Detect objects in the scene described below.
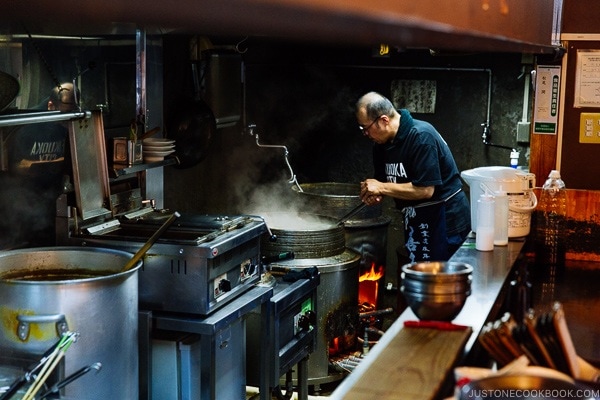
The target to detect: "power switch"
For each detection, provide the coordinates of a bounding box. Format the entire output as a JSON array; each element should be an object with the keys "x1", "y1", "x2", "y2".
[{"x1": 579, "y1": 113, "x2": 600, "y2": 144}]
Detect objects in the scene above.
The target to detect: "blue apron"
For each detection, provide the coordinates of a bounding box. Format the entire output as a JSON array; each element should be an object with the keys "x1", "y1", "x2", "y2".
[{"x1": 402, "y1": 189, "x2": 461, "y2": 263}]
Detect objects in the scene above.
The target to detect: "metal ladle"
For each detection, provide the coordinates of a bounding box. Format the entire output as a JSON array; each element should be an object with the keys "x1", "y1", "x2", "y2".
[{"x1": 336, "y1": 202, "x2": 367, "y2": 226}]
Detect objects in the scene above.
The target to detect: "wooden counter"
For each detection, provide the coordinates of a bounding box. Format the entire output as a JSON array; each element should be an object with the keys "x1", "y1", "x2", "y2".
[{"x1": 330, "y1": 236, "x2": 524, "y2": 400}]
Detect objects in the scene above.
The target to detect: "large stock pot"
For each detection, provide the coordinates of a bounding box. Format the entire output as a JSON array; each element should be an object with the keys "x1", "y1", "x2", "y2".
[
  {"x1": 0, "y1": 247, "x2": 141, "y2": 399},
  {"x1": 259, "y1": 212, "x2": 360, "y2": 388}
]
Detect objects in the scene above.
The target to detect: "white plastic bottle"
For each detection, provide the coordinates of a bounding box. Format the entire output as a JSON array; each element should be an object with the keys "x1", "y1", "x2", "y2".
[
  {"x1": 494, "y1": 187, "x2": 509, "y2": 246},
  {"x1": 476, "y1": 193, "x2": 495, "y2": 251},
  {"x1": 510, "y1": 151, "x2": 519, "y2": 169}
]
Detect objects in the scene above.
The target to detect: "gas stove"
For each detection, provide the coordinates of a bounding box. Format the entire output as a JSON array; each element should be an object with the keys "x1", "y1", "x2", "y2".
[{"x1": 60, "y1": 209, "x2": 265, "y2": 315}]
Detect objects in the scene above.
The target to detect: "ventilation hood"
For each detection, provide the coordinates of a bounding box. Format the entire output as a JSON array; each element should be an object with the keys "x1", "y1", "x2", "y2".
[{"x1": 1, "y1": 0, "x2": 559, "y2": 54}]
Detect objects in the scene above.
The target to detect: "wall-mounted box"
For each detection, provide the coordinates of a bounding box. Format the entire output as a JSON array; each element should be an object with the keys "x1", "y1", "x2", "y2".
[{"x1": 579, "y1": 112, "x2": 600, "y2": 144}]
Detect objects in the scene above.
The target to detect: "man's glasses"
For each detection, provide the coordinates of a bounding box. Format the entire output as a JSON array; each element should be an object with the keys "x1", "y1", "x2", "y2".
[{"x1": 359, "y1": 115, "x2": 382, "y2": 134}]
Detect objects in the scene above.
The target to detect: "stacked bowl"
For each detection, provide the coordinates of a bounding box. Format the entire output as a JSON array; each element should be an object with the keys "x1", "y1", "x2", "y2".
[
  {"x1": 143, "y1": 138, "x2": 175, "y2": 162},
  {"x1": 400, "y1": 261, "x2": 473, "y2": 321}
]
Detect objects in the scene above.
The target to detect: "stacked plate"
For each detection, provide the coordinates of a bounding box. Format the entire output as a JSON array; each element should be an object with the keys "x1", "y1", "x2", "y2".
[{"x1": 143, "y1": 138, "x2": 175, "y2": 162}]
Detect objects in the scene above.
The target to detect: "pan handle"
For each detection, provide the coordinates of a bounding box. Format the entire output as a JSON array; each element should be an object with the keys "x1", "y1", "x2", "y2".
[
  {"x1": 336, "y1": 202, "x2": 368, "y2": 226},
  {"x1": 16, "y1": 314, "x2": 68, "y2": 341}
]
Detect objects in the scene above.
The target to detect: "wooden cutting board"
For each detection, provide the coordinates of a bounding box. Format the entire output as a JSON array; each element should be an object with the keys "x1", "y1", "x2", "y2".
[{"x1": 336, "y1": 326, "x2": 472, "y2": 400}]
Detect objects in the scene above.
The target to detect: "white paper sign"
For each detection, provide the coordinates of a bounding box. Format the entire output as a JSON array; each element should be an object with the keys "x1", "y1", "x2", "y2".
[{"x1": 574, "y1": 49, "x2": 600, "y2": 108}]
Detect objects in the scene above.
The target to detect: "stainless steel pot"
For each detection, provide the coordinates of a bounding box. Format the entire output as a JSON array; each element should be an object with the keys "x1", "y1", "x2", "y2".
[
  {"x1": 0, "y1": 247, "x2": 141, "y2": 400},
  {"x1": 260, "y1": 212, "x2": 345, "y2": 258}
]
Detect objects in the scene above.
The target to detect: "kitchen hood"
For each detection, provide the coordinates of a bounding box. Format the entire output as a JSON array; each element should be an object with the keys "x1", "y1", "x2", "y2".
[{"x1": 0, "y1": 0, "x2": 559, "y2": 54}]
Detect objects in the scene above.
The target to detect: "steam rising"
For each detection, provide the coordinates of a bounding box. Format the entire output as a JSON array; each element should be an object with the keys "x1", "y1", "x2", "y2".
[{"x1": 233, "y1": 176, "x2": 334, "y2": 230}]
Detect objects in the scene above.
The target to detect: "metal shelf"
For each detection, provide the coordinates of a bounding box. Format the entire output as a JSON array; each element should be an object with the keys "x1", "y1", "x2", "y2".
[{"x1": 109, "y1": 156, "x2": 178, "y2": 179}]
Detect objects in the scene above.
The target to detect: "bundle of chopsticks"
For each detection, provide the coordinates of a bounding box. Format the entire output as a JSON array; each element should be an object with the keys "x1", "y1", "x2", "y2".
[
  {"x1": 478, "y1": 302, "x2": 600, "y2": 382},
  {"x1": 0, "y1": 331, "x2": 79, "y2": 400}
]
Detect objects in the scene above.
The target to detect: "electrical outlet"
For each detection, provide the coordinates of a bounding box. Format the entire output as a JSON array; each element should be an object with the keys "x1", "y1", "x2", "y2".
[{"x1": 517, "y1": 121, "x2": 530, "y2": 143}]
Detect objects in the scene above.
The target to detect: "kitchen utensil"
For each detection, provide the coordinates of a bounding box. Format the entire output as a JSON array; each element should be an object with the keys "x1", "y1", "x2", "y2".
[
  {"x1": 143, "y1": 144, "x2": 175, "y2": 151},
  {"x1": 22, "y1": 331, "x2": 78, "y2": 400},
  {"x1": 400, "y1": 261, "x2": 473, "y2": 321},
  {"x1": 524, "y1": 311, "x2": 556, "y2": 368},
  {"x1": 142, "y1": 149, "x2": 175, "y2": 157},
  {"x1": 39, "y1": 362, "x2": 102, "y2": 399},
  {"x1": 139, "y1": 126, "x2": 161, "y2": 141},
  {"x1": 403, "y1": 320, "x2": 469, "y2": 330},
  {"x1": 0, "y1": 247, "x2": 141, "y2": 400},
  {"x1": 401, "y1": 261, "x2": 473, "y2": 282},
  {"x1": 142, "y1": 137, "x2": 175, "y2": 145},
  {"x1": 402, "y1": 273, "x2": 471, "y2": 294},
  {"x1": 400, "y1": 287, "x2": 470, "y2": 321},
  {"x1": 122, "y1": 211, "x2": 180, "y2": 272},
  {"x1": 551, "y1": 302, "x2": 580, "y2": 377},
  {"x1": 336, "y1": 202, "x2": 368, "y2": 226},
  {"x1": 0, "y1": 336, "x2": 65, "y2": 400}
]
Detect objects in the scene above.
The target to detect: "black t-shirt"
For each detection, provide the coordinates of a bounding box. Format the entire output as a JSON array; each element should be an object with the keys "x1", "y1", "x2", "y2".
[{"x1": 372, "y1": 109, "x2": 470, "y2": 236}]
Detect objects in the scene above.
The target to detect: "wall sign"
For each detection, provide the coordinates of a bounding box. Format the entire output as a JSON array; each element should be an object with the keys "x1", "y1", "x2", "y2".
[
  {"x1": 533, "y1": 65, "x2": 561, "y2": 134},
  {"x1": 574, "y1": 49, "x2": 600, "y2": 108},
  {"x1": 391, "y1": 79, "x2": 436, "y2": 114}
]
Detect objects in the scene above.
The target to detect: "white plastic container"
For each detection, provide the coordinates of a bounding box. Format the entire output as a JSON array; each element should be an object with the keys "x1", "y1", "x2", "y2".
[
  {"x1": 461, "y1": 166, "x2": 537, "y2": 238},
  {"x1": 476, "y1": 194, "x2": 495, "y2": 251},
  {"x1": 494, "y1": 188, "x2": 509, "y2": 246}
]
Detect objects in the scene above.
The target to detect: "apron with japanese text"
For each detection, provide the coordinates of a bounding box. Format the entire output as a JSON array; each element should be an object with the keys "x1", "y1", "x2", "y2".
[{"x1": 402, "y1": 189, "x2": 462, "y2": 263}]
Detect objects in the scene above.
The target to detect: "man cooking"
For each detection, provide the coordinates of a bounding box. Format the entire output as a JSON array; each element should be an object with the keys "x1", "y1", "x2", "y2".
[{"x1": 355, "y1": 91, "x2": 470, "y2": 263}]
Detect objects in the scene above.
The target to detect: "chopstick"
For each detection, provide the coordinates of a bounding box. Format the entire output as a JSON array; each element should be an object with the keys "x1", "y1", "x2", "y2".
[{"x1": 22, "y1": 332, "x2": 78, "y2": 400}]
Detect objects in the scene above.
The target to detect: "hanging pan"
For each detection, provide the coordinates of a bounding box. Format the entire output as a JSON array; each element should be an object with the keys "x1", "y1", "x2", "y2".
[{"x1": 166, "y1": 98, "x2": 216, "y2": 169}]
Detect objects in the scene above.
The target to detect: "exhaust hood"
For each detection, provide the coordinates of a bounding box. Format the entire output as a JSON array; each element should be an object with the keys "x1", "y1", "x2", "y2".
[{"x1": 1, "y1": 0, "x2": 559, "y2": 54}]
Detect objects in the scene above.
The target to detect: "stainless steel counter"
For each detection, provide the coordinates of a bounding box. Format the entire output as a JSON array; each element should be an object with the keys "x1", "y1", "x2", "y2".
[
  {"x1": 433, "y1": 236, "x2": 525, "y2": 353},
  {"x1": 331, "y1": 235, "x2": 525, "y2": 400}
]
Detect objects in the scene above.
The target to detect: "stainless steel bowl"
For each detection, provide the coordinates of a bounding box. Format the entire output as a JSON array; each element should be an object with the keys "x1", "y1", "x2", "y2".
[
  {"x1": 402, "y1": 261, "x2": 473, "y2": 282},
  {"x1": 401, "y1": 287, "x2": 470, "y2": 321},
  {"x1": 402, "y1": 274, "x2": 472, "y2": 294},
  {"x1": 401, "y1": 261, "x2": 473, "y2": 284}
]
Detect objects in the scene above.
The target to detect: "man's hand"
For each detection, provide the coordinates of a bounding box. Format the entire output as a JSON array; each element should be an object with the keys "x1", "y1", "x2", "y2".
[{"x1": 360, "y1": 179, "x2": 383, "y2": 205}]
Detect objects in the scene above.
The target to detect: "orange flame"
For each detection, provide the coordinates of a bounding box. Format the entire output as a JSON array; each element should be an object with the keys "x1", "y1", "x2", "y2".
[
  {"x1": 329, "y1": 337, "x2": 340, "y2": 355},
  {"x1": 358, "y1": 263, "x2": 384, "y2": 308},
  {"x1": 359, "y1": 263, "x2": 384, "y2": 282}
]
